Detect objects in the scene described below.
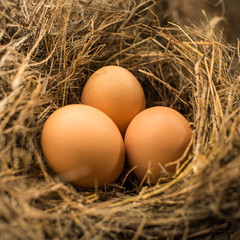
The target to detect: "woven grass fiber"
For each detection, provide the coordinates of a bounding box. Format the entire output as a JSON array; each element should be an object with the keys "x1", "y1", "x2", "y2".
[{"x1": 0, "y1": 0, "x2": 240, "y2": 239}]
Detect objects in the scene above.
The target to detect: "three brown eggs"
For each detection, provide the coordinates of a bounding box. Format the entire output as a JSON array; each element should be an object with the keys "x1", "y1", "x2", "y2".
[{"x1": 41, "y1": 66, "x2": 192, "y2": 188}]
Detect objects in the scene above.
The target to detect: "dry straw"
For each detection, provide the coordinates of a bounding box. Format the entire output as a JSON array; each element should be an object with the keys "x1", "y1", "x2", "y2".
[{"x1": 0, "y1": 0, "x2": 240, "y2": 239}]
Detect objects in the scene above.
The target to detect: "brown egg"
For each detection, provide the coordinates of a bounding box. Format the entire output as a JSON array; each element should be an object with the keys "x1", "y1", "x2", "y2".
[
  {"x1": 81, "y1": 65, "x2": 146, "y2": 136},
  {"x1": 41, "y1": 104, "x2": 125, "y2": 188},
  {"x1": 124, "y1": 106, "x2": 192, "y2": 183}
]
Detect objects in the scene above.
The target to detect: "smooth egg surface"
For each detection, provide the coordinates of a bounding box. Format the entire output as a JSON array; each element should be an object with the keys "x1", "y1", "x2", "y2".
[
  {"x1": 81, "y1": 65, "x2": 146, "y2": 135},
  {"x1": 124, "y1": 106, "x2": 192, "y2": 183},
  {"x1": 41, "y1": 104, "x2": 125, "y2": 188}
]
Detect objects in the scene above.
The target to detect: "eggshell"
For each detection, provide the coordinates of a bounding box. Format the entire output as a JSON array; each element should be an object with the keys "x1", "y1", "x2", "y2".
[
  {"x1": 41, "y1": 104, "x2": 125, "y2": 188},
  {"x1": 81, "y1": 65, "x2": 146, "y2": 135},
  {"x1": 124, "y1": 106, "x2": 192, "y2": 183}
]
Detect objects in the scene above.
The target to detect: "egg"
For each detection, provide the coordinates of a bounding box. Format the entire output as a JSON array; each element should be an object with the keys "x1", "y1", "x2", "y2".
[
  {"x1": 41, "y1": 104, "x2": 125, "y2": 188},
  {"x1": 124, "y1": 106, "x2": 192, "y2": 183},
  {"x1": 81, "y1": 65, "x2": 146, "y2": 135}
]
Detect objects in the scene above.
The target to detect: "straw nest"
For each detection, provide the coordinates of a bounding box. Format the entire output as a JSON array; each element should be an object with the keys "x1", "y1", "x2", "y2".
[{"x1": 0, "y1": 0, "x2": 240, "y2": 239}]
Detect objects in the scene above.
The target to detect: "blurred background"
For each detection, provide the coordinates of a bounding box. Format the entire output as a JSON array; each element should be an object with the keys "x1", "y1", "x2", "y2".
[
  {"x1": 92, "y1": 0, "x2": 240, "y2": 44},
  {"x1": 167, "y1": 0, "x2": 240, "y2": 44}
]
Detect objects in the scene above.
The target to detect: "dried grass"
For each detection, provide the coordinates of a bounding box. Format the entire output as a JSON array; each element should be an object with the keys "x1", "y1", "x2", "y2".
[{"x1": 0, "y1": 0, "x2": 240, "y2": 239}]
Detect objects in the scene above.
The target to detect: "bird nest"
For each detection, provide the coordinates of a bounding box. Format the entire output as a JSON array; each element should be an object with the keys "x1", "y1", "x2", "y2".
[{"x1": 0, "y1": 0, "x2": 240, "y2": 239}]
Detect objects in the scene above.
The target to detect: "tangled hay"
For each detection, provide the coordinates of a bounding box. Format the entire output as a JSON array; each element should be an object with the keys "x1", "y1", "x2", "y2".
[{"x1": 0, "y1": 0, "x2": 240, "y2": 239}]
